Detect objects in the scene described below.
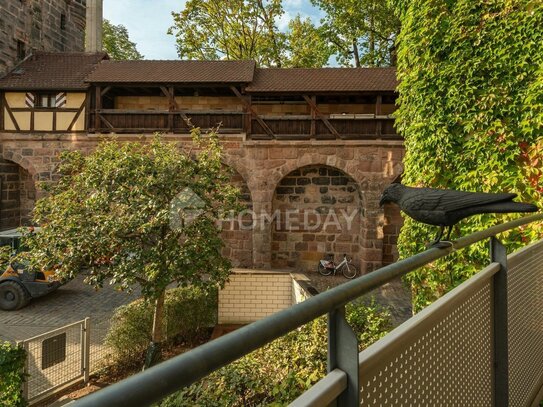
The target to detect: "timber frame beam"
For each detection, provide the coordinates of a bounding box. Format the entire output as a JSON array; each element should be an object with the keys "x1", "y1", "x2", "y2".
[
  {"x1": 303, "y1": 95, "x2": 342, "y2": 139},
  {"x1": 230, "y1": 86, "x2": 275, "y2": 138}
]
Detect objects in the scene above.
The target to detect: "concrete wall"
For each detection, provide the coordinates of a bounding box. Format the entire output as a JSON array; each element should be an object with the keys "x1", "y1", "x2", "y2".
[{"x1": 0, "y1": 0, "x2": 86, "y2": 76}]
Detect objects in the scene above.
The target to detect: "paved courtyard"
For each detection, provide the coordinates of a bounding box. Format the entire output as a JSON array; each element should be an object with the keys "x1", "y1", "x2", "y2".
[{"x1": 0, "y1": 275, "x2": 142, "y2": 342}]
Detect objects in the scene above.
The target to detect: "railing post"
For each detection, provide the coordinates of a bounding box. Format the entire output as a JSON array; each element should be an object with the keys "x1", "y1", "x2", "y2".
[
  {"x1": 328, "y1": 306, "x2": 359, "y2": 406},
  {"x1": 491, "y1": 237, "x2": 508, "y2": 407},
  {"x1": 82, "y1": 317, "x2": 91, "y2": 383}
]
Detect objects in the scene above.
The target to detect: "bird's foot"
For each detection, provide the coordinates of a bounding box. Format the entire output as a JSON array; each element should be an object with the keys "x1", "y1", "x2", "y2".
[{"x1": 426, "y1": 240, "x2": 455, "y2": 249}]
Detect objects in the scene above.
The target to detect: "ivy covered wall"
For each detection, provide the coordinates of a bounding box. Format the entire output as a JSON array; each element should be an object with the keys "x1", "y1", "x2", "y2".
[{"x1": 392, "y1": 0, "x2": 543, "y2": 310}]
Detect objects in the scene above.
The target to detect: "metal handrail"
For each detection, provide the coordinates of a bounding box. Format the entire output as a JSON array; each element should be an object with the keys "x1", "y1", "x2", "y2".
[{"x1": 73, "y1": 213, "x2": 543, "y2": 407}]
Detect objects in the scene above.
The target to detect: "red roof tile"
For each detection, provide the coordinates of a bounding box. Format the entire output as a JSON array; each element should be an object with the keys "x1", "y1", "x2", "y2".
[
  {"x1": 245, "y1": 67, "x2": 397, "y2": 93},
  {"x1": 85, "y1": 60, "x2": 256, "y2": 84},
  {"x1": 0, "y1": 52, "x2": 108, "y2": 91}
]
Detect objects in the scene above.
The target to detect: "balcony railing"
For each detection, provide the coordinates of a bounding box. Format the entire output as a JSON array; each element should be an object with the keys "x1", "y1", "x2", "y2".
[
  {"x1": 88, "y1": 110, "x2": 399, "y2": 140},
  {"x1": 73, "y1": 214, "x2": 543, "y2": 407}
]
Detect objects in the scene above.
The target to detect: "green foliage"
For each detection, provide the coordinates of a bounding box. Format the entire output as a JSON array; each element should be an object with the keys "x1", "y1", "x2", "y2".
[
  {"x1": 103, "y1": 19, "x2": 144, "y2": 60},
  {"x1": 285, "y1": 15, "x2": 332, "y2": 68},
  {"x1": 169, "y1": 0, "x2": 286, "y2": 66},
  {"x1": 24, "y1": 130, "x2": 240, "y2": 343},
  {"x1": 158, "y1": 300, "x2": 391, "y2": 406},
  {"x1": 392, "y1": 0, "x2": 543, "y2": 311},
  {"x1": 0, "y1": 245, "x2": 11, "y2": 271},
  {"x1": 311, "y1": 0, "x2": 400, "y2": 66},
  {"x1": 0, "y1": 342, "x2": 27, "y2": 407},
  {"x1": 105, "y1": 287, "x2": 217, "y2": 368}
]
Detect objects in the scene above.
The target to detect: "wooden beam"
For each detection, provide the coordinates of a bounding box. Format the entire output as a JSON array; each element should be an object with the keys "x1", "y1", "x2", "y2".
[
  {"x1": 0, "y1": 92, "x2": 3, "y2": 131},
  {"x1": 85, "y1": 90, "x2": 91, "y2": 132},
  {"x1": 101, "y1": 86, "x2": 112, "y2": 97},
  {"x1": 376, "y1": 95, "x2": 382, "y2": 137},
  {"x1": 2, "y1": 94, "x2": 20, "y2": 131},
  {"x1": 303, "y1": 95, "x2": 341, "y2": 139},
  {"x1": 99, "y1": 114, "x2": 114, "y2": 129},
  {"x1": 310, "y1": 95, "x2": 316, "y2": 138},
  {"x1": 161, "y1": 86, "x2": 192, "y2": 128},
  {"x1": 244, "y1": 94, "x2": 252, "y2": 135},
  {"x1": 68, "y1": 100, "x2": 87, "y2": 131},
  {"x1": 95, "y1": 86, "x2": 102, "y2": 132},
  {"x1": 230, "y1": 86, "x2": 274, "y2": 138},
  {"x1": 52, "y1": 110, "x2": 57, "y2": 131},
  {"x1": 168, "y1": 86, "x2": 174, "y2": 132}
]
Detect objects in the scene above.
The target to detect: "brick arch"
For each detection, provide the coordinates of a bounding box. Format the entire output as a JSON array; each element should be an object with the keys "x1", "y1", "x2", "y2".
[
  {"x1": 0, "y1": 155, "x2": 37, "y2": 229},
  {"x1": 220, "y1": 164, "x2": 254, "y2": 268},
  {"x1": 1, "y1": 149, "x2": 39, "y2": 179},
  {"x1": 271, "y1": 163, "x2": 363, "y2": 272}
]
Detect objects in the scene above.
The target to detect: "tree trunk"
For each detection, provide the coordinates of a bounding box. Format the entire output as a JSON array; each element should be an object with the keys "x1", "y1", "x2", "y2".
[
  {"x1": 143, "y1": 289, "x2": 166, "y2": 370},
  {"x1": 352, "y1": 39, "x2": 361, "y2": 67}
]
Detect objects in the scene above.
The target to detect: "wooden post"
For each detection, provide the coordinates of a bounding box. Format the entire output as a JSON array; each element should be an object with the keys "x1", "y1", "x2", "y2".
[
  {"x1": 310, "y1": 95, "x2": 316, "y2": 138},
  {"x1": 84, "y1": 90, "x2": 92, "y2": 132},
  {"x1": 376, "y1": 95, "x2": 382, "y2": 137},
  {"x1": 168, "y1": 86, "x2": 174, "y2": 133},
  {"x1": 244, "y1": 94, "x2": 252, "y2": 136},
  {"x1": 94, "y1": 86, "x2": 101, "y2": 133},
  {"x1": 0, "y1": 91, "x2": 3, "y2": 131}
]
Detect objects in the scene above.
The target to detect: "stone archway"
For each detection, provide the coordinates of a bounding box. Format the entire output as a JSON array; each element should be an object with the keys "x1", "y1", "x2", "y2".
[
  {"x1": 220, "y1": 167, "x2": 253, "y2": 268},
  {"x1": 271, "y1": 164, "x2": 362, "y2": 272},
  {"x1": 0, "y1": 157, "x2": 36, "y2": 230}
]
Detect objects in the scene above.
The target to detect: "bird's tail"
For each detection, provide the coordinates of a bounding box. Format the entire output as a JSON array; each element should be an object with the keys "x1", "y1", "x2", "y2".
[{"x1": 476, "y1": 202, "x2": 539, "y2": 214}]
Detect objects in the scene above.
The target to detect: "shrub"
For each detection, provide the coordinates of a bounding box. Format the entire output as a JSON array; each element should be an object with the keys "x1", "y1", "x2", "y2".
[
  {"x1": 158, "y1": 299, "x2": 391, "y2": 406},
  {"x1": 105, "y1": 286, "x2": 217, "y2": 368},
  {"x1": 0, "y1": 341, "x2": 27, "y2": 407}
]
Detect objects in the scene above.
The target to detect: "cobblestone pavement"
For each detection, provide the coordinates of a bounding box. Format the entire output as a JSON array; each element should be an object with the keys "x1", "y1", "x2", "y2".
[{"x1": 0, "y1": 275, "x2": 142, "y2": 342}]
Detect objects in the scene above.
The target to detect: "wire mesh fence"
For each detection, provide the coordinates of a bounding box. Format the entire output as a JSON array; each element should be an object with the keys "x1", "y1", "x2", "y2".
[{"x1": 18, "y1": 318, "x2": 113, "y2": 404}]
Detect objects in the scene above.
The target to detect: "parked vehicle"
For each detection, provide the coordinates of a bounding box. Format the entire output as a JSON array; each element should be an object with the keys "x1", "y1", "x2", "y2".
[
  {"x1": 317, "y1": 253, "x2": 358, "y2": 279},
  {"x1": 0, "y1": 228, "x2": 61, "y2": 310}
]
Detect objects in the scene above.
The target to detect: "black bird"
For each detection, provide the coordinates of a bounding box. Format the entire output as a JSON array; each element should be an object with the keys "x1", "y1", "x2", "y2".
[{"x1": 379, "y1": 184, "x2": 538, "y2": 246}]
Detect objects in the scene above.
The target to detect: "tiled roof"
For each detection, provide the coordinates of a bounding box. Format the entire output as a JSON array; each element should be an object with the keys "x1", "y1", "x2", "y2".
[
  {"x1": 85, "y1": 60, "x2": 256, "y2": 83},
  {"x1": 0, "y1": 52, "x2": 108, "y2": 90},
  {"x1": 245, "y1": 67, "x2": 397, "y2": 93}
]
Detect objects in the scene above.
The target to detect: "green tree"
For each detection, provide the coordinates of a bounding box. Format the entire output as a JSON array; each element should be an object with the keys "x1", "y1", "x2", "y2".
[
  {"x1": 392, "y1": 0, "x2": 543, "y2": 311},
  {"x1": 103, "y1": 19, "x2": 144, "y2": 60},
  {"x1": 311, "y1": 0, "x2": 401, "y2": 67},
  {"x1": 24, "y1": 131, "x2": 240, "y2": 366},
  {"x1": 285, "y1": 15, "x2": 332, "y2": 68},
  {"x1": 168, "y1": 0, "x2": 286, "y2": 67}
]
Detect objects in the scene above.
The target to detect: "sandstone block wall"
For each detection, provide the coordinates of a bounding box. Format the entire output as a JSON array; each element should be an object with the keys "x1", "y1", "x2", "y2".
[
  {"x1": 272, "y1": 165, "x2": 361, "y2": 271},
  {"x1": 0, "y1": 133, "x2": 404, "y2": 273},
  {"x1": 115, "y1": 96, "x2": 243, "y2": 112},
  {"x1": 218, "y1": 270, "x2": 293, "y2": 324},
  {"x1": 0, "y1": 0, "x2": 86, "y2": 76}
]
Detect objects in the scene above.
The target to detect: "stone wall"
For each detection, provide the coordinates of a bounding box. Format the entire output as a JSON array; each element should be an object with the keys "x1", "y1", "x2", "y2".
[
  {"x1": 0, "y1": 0, "x2": 86, "y2": 76},
  {"x1": 271, "y1": 165, "x2": 361, "y2": 271},
  {"x1": 0, "y1": 155, "x2": 34, "y2": 230},
  {"x1": 0, "y1": 133, "x2": 405, "y2": 273},
  {"x1": 382, "y1": 203, "x2": 403, "y2": 265}
]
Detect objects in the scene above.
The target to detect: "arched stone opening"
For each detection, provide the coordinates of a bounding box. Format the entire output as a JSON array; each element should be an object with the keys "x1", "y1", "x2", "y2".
[
  {"x1": 220, "y1": 168, "x2": 253, "y2": 268},
  {"x1": 271, "y1": 165, "x2": 362, "y2": 272},
  {"x1": 0, "y1": 157, "x2": 36, "y2": 230}
]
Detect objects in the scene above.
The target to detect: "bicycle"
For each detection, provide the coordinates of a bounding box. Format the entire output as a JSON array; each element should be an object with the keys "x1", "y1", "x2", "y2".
[{"x1": 317, "y1": 253, "x2": 358, "y2": 279}]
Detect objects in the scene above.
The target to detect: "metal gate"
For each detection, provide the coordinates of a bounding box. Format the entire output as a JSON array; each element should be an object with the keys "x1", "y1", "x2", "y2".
[{"x1": 18, "y1": 318, "x2": 90, "y2": 404}]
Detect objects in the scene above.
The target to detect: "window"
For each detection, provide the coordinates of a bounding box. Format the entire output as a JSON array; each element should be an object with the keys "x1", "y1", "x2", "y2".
[
  {"x1": 36, "y1": 93, "x2": 56, "y2": 108},
  {"x1": 17, "y1": 40, "x2": 26, "y2": 61}
]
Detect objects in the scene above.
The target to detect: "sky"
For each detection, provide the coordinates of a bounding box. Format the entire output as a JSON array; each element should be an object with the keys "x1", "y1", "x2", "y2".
[{"x1": 103, "y1": 0, "x2": 324, "y2": 60}]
